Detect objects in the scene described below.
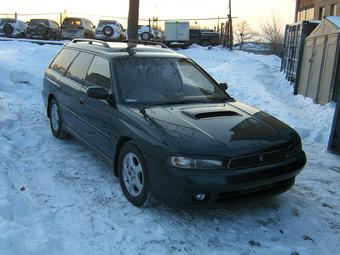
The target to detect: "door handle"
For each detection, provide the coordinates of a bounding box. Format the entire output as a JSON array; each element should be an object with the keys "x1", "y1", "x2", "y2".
[{"x1": 79, "y1": 97, "x2": 85, "y2": 105}]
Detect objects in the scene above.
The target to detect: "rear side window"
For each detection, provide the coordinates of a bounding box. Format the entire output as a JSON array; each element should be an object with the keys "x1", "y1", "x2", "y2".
[
  {"x1": 85, "y1": 56, "x2": 111, "y2": 88},
  {"x1": 50, "y1": 49, "x2": 79, "y2": 75},
  {"x1": 66, "y1": 52, "x2": 94, "y2": 82}
]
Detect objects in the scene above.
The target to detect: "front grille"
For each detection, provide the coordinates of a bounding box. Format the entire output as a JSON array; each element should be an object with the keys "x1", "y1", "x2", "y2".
[{"x1": 228, "y1": 150, "x2": 287, "y2": 169}]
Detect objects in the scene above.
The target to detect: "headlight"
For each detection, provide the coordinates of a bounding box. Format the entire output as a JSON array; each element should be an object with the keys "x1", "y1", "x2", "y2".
[{"x1": 169, "y1": 156, "x2": 224, "y2": 169}]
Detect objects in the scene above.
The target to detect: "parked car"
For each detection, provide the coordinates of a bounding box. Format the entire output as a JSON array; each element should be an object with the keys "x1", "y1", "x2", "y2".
[
  {"x1": 190, "y1": 29, "x2": 220, "y2": 46},
  {"x1": 61, "y1": 17, "x2": 95, "y2": 40},
  {"x1": 43, "y1": 39, "x2": 306, "y2": 207},
  {"x1": 95, "y1": 20, "x2": 126, "y2": 41},
  {"x1": 26, "y1": 19, "x2": 61, "y2": 40},
  {"x1": 153, "y1": 28, "x2": 165, "y2": 42},
  {"x1": 138, "y1": 25, "x2": 155, "y2": 40},
  {"x1": 0, "y1": 18, "x2": 27, "y2": 38}
]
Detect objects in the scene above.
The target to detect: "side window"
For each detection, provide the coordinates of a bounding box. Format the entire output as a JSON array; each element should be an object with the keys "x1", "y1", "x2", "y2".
[
  {"x1": 50, "y1": 49, "x2": 79, "y2": 75},
  {"x1": 66, "y1": 52, "x2": 94, "y2": 82},
  {"x1": 85, "y1": 56, "x2": 111, "y2": 89}
]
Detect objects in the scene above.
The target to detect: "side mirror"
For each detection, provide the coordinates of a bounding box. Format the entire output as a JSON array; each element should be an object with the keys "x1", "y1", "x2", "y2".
[
  {"x1": 219, "y1": 82, "x2": 228, "y2": 91},
  {"x1": 93, "y1": 25, "x2": 96, "y2": 29},
  {"x1": 87, "y1": 86, "x2": 109, "y2": 100}
]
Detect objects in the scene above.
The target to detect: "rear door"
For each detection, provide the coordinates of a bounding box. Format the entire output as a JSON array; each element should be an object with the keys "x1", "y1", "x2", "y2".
[
  {"x1": 63, "y1": 51, "x2": 94, "y2": 133},
  {"x1": 47, "y1": 48, "x2": 79, "y2": 128}
]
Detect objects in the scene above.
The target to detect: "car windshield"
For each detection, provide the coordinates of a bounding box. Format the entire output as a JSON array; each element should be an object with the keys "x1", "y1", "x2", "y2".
[
  {"x1": 29, "y1": 19, "x2": 48, "y2": 26},
  {"x1": 115, "y1": 57, "x2": 230, "y2": 105}
]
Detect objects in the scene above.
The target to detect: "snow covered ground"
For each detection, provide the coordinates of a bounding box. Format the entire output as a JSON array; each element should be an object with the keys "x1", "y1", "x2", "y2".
[{"x1": 0, "y1": 40, "x2": 339, "y2": 255}]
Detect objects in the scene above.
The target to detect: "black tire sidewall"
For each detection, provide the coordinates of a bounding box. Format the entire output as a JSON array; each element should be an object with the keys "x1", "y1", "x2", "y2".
[
  {"x1": 49, "y1": 98, "x2": 64, "y2": 138},
  {"x1": 118, "y1": 142, "x2": 151, "y2": 206},
  {"x1": 103, "y1": 26, "x2": 113, "y2": 36},
  {"x1": 141, "y1": 32, "x2": 150, "y2": 40},
  {"x1": 3, "y1": 23, "x2": 14, "y2": 35}
]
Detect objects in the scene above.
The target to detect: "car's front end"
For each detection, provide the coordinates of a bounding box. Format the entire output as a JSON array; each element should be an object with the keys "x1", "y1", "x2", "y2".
[
  {"x1": 125, "y1": 103, "x2": 306, "y2": 207},
  {"x1": 26, "y1": 20, "x2": 51, "y2": 39},
  {"x1": 114, "y1": 54, "x2": 307, "y2": 207},
  {"x1": 146, "y1": 140, "x2": 305, "y2": 207}
]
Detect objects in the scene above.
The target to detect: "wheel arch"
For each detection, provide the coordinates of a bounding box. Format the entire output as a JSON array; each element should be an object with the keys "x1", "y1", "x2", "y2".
[
  {"x1": 113, "y1": 136, "x2": 132, "y2": 177},
  {"x1": 47, "y1": 93, "x2": 56, "y2": 118}
]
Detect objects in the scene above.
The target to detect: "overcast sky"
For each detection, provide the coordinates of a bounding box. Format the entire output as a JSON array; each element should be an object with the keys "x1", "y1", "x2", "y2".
[{"x1": 1, "y1": 0, "x2": 296, "y2": 30}]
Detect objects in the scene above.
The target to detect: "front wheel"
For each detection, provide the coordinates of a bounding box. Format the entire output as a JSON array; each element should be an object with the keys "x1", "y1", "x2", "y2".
[
  {"x1": 118, "y1": 142, "x2": 153, "y2": 207},
  {"x1": 48, "y1": 98, "x2": 68, "y2": 139}
]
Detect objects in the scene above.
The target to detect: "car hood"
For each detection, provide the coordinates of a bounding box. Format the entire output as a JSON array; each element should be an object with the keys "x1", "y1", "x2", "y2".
[{"x1": 136, "y1": 102, "x2": 299, "y2": 157}]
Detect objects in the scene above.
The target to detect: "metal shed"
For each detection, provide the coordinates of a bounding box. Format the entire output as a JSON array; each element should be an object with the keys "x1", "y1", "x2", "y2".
[
  {"x1": 298, "y1": 16, "x2": 340, "y2": 104},
  {"x1": 281, "y1": 21, "x2": 319, "y2": 94}
]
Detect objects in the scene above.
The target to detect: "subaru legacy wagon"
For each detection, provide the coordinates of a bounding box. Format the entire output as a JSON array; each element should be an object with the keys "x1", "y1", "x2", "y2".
[{"x1": 42, "y1": 39, "x2": 306, "y2": 207}]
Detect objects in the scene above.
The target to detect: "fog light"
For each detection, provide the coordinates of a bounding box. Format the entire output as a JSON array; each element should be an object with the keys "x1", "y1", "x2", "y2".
[{"x1": 195, "y1": 193, "x2": 206, "y2": 201}]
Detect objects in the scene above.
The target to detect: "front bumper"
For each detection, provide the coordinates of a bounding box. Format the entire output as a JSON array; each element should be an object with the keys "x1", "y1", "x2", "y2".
[{"x1": 148, "y1": 151, "x2": 306, "y2": 207}]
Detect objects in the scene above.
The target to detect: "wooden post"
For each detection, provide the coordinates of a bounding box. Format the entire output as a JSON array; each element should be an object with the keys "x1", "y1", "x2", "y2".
[
  {"x1": 149, "y1": 18, "x2": 151, "y2": 38},
  {"x1": 128, "y1": 0, "x2": 140, "y2": 40},
  {"x1": 228, "y1": 0, "x2": 233, "y2": 50},
  {"x1": 60, "y1": 13, "x2": 63, "y2": 26},
  {"x1": 220, "y1": 22, "x2": 224, "y2": 45}
]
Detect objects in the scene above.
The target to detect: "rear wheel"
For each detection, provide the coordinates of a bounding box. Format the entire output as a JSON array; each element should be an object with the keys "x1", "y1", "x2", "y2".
[
  {"x1": 141, "y1": 32, "x2": 150, "y2": 40},
  {"x1": 48, "y1": 98, "x2": 68, "y2": 139},
  {"x1": 118, "y1": 142, "x2": 153, "y2": 207}
]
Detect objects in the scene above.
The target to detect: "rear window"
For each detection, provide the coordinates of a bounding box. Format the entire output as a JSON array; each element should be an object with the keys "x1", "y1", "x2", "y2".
[
  {"x1": 50, "y1": 49, "x2": 79, "y2": 75},
  {"x1": 63, "y1": 18, "x2": 82, "y2": 26},
  {"x1": 66, "y1": 52, "x2": 94, "y2": 82},
  {"x1": 85, "y1": 56, "x2": 111, "y2": 88},
  {"x1": 29, "y1": 19, "x2": 48, "y2": 26}
]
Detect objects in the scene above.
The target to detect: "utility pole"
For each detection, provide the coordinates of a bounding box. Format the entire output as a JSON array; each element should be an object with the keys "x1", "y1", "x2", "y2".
[
  {"x1": 228, "y1": 0, "x2": 233, "y2": 50},
  {"x1": 128, "y1": 0, "x2": 140, "y2": 40}
]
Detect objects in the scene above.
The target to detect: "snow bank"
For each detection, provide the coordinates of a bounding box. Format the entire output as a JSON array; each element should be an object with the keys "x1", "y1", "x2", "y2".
[{"x1": 0, "y1": 41, "x2": 339, "y2": 255}]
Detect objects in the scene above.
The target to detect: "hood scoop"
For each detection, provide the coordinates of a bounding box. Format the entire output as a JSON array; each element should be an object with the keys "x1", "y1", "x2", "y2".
[
  {"x1": 195, "y1": 111, "x2": 241, "y2": 119},
  {"x1": 182, "y1": 107, "x2": 242, "y2": 120}
]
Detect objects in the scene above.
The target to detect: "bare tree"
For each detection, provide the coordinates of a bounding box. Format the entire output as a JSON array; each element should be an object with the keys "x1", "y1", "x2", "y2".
[
  {"x1": 261, "y1": 12, "x2": 284, "y2": 55},
  {"x1": 234, "y1": 21, "x2": 258, "y2": 50}
]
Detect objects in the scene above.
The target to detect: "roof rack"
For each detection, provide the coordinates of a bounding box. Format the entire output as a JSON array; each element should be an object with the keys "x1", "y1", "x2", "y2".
[
  {"x1": 123, "y1": 39, "x2": 168, "y2": 49},
  {"x1": 71, "y1": 38, "x2": 110, "y2": 48}
]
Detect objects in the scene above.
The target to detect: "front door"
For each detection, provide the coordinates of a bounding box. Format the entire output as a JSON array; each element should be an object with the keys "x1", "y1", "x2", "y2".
[{"x1": 79, "y1": 55, "x2": 118, "y2": 158}]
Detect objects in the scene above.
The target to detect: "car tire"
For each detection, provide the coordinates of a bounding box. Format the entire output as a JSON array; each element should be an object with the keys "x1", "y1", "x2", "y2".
[
  {"x1": 48, "y1": 98, "x2": 68, "y2": 139},
  {"x1": 118, "y1": 141, "x2": 153, "y2": 207},
  {"x1": 103, "y1": 26, "x2": 114, "y2": 36},
  {"x1": 141, "y1": 32, "x2": 150, "y2": 41},
  {"x1": 50, "y1": 32, "x2": 57, "y2": 40},
  {"x1": 3, "y1": 23, "x2": 14, "y2": 35}
]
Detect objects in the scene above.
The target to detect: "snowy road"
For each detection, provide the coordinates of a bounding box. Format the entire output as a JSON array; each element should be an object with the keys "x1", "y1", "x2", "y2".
[{"x1": 0, "y1": 41, "x2": 339, "y2": 255}]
